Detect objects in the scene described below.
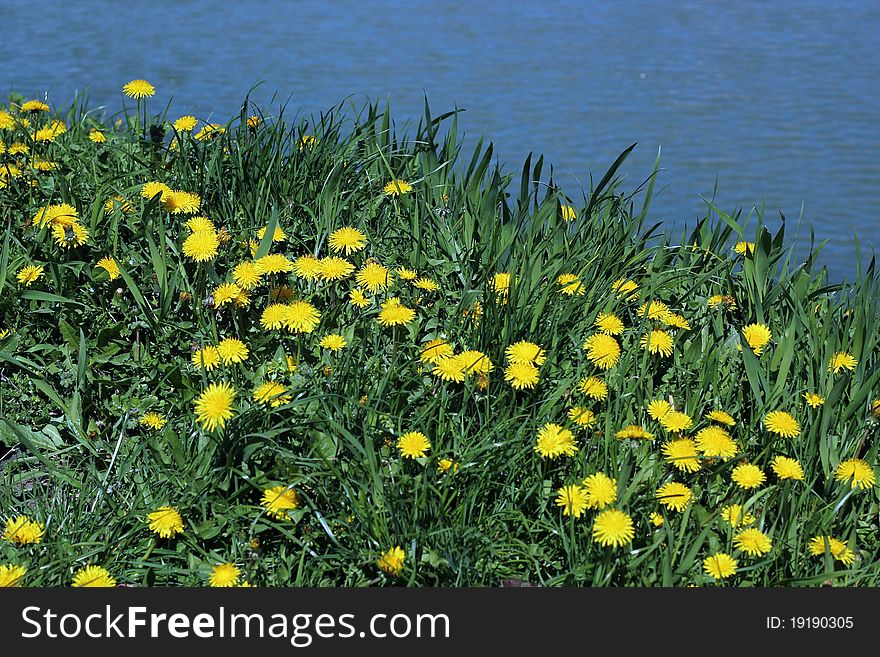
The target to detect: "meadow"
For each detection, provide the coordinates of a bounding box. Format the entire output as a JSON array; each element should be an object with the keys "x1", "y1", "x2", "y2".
[{"x1": 0, "y1": 81, "x2": 877, "y2": 587}]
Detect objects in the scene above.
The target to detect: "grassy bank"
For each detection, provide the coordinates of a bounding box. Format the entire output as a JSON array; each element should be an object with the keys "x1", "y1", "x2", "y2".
[{"x1": 0, "y1": 82, "x2": 878, "y2": 587}]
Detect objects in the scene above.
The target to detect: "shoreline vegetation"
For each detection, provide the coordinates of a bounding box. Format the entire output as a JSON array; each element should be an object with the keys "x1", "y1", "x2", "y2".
[{"x1": 0, "y1": 81, "x2": 878, "y2": 588}]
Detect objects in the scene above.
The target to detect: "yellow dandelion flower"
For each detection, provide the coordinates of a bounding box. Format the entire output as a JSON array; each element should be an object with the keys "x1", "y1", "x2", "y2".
[
  {"x1": 329, "y1": 226, "x2": 367, "y2": 254},
  {"x1": 828, "y1": 352, "x2": 857, "y2": 374},
  {"x1": 721, "y1": 504, "x2": 755, "y2": 528},
  {"x1": 734, "y1": 241, "x2": 755, "y2": 255},
  {"x1": 396, "y1": 267, "x2": 418, "y2": 280},
  {"x1": 139, "y1": 412, "x2": 167, "y2": 430},
  {"x1": 253, "y1": 381, "x2": 291, "y2": 408},
  {"x1": 213, "y1": 282, "x2": 242, "y2": 307},
  {"x1": 95, "y1": 256, "x2": 120, "y2": 281},
  {"x1": 734, "y1": 528, "x2": 772, "y2": 557},
  {"x1": 706, "y1": 409, "x2": 736, "y2": 426},
  {"x1": 194, "y1": 381, "x2": 236, "y2": 432},
  {"x1": 640, "y1": 329, "x2": 674, "y2": 357},
  {"x1": 731, "y1": 463, "x2": 766, "y2": 489},
  {"x1": 742, "y1": 323, "x2": 772, "y2": 355},
  {"x1": 320, "y1": 333, "x2": 347, "y2": 351},
  {"x1": 659, "y1": 410, "x2": 692, "y2": 433},
  {"x1": 592, "y1": 509, "x2": 635, "y2": 548},
  {"x1": 560, "y1": 204, "x2": 577, "y2": 221},
  {"x1": 695, "y1": 425, "x2": 738, "y2": 459},
  {"x1": 649, "y1": 512, "x2": 664, "y2": 527},
  {"x1": 283, "y1": 300, "x2": 322, "y2": 334},
  {"x1": 51, "y1": 222, "x2": 89, "y2": 248},
  {"x1": 260, "y1": 486, "x2": 300, "y2": 520},
  {"x1": 662, "y1": 438, "x2": 701, "y2": 473},
  {"x1": 293, "y1": 255, "x2": 324, "y2": 281},
  {"x1": 771, "y1": 455, "x2": 804, "y2": 481},
  {"x1": 534, "y1": 423, "x2": 577, "y2": 459},
  {"x1": 216, "y1": 337, "x2": 249, "y2": 364},
  {"x1": 377, "y1": 298, "x2": 415, "y2": 327},
  {"x1": 555, "y1": 485, "x2": 589, "y2": 518},
  {"x1": 377, "y1": 546, "x2": 406, "y2": 576},
  {"x1": 656, "y1": 481, "x2": 692, "y2": 512},
  {"x1": 834, "y1": 458, "x2": 875, "y2": 490},
  {"x1": 356, "y1": 261, "x2": 391, "y2": 293},
  {"x1": 146, "y1": 506, "x2": 184, "y2": 539},
  {"x1": 20, "y1": 99, "x2": 50, "y2": 112},
  {"x1": 420, "y1": 338, "x2": 454, "y2": 364},
  {"x1": 457, "y1": 350, "x2": 493, "y2": 375},
  {"x1": 71, "y1": 565, "x2": 116, "y2": 587},
  {"x1": 764, "y1": 410, "x2": 800, "y2": 438},
  {"x1": 318, "y1": 256, "x2": 355, "y2": 282},
  {"x1": 505, "y1": 361, "x2": 540, "y2": 390},
  {"x1": 209, "y1": 562, "x2": 240, "y2": 587},
  {"x1": 647, "y1": 399, "x2": 673, "y2": 420},
  {"x1": 437, "y1": 458, "x2": 459, "y2": 474},
  {"x1": 611, "y1": 278, "x2": 639, "y2": 300},
  {"x1": 704, "y1": 553, "x2": 737, "y2": 580},
  {"x1": 88, "y1": 129, "x2": 106, "y2": 143},
  {"x1": 432, "y1": 356, "x2": 466, "y2": 383},
  {"x1": 594, "y1": 313, "x2": 624, "y2": 336},
  {"x1": 349, "y1": 288, "x2": 371, "y2": 308},
  {"x1": 638, "y1": 300, "x2": 671, "y2": 321},
  {"x1": 182, "y1": 230, "x2": 219, "y2": 262},
  {"x1": 803, "y1": 392, "x2": 825, "y2": 409},
  {"x1": 192, "y1": 345, "x2": 221, "y2": 371},
  {"x1": 3, "y1": 516, "x2": 44, "y2": 545},
  {"x1": 383, "y1": 179, "x2": 413, "y2": 196},
  {"x1": 583, "y1": 333, "x2": 621, "y2": 370},
  {"x1": 568, "y1": 406, "x2": 596, "y2": 427},
  {"x1": 578, "y1": 376, "x2": 608, "y2": 400},
  {"x1": 162, "y1": 190, "x2": 201, "y2": 215},
  {"x1": 397, "y1": 431, "x2": 431, "y2": 459},
  {"x1": 16, "y1": 264, "x2": 44, "y2": 286},
  {"x1": 173, "y1": 115, "x2": 198, "y2": 132},
  {"x1": 194, "y1": 123, "x2": 226, "y2": 141},
  {"x1": 556, "y1": 273, "x2": 585, "y2": 295},
  {"x1": 0, "y1": 564, "x2": 26, "y2": 588},
  {"x1": 582, "y1": 472, "x2": 617, "y2": 509},
  {"x1": 123, "y1": 79, "x2": 155, "y2": 99},
  {"x1": 505, "y1": 341, "x2": 546, "y2": 366},
  {"x1": 615, "y1": 425, "x2": 654, "y2": 440},
  {"x1": 808, "y1": 536, "x2": 855, "y2": 565},
  {"x1": 255, "y1": 253, "x2": 293, "y2": 275}
]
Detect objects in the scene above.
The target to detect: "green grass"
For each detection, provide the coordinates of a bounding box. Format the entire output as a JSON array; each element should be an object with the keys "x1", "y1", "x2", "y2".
[{"x1": 0, "y1": 89, "x2": 878, "y2": 587}]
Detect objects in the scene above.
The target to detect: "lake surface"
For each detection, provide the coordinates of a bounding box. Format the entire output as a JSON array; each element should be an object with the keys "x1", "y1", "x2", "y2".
[{"x1": 2, "y1": 0, "x2": 878, "y2": 281}]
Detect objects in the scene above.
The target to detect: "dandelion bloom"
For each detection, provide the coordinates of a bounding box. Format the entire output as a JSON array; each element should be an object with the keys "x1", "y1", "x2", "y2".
[
  {"x1": 284, "y1": 300, "x2": 322, "y2": 334},
  {"x1": 20, "y1": 99, "x2": 50, "y2": 112},
  {"x1": 492, "y1": 272, "x2": 511, "y2": 297},
  {"x1": 828, "y1": 352, "x2": 857, "y2": 374},
  {"x1": 703, "y1": 553, "x2": 737, "y2": 580},
  {"x1": 694, "y1": 425, "x2": 738, "y2": 459},
  {"x1": 611, "y1": 278, "x2": 639, "y2": 299},
  {"x1": 662, "y1": 438, "x2": 701, "y2": 473},
  {"x1": 638, "y1": 300, "x2": 671, "y2": 321},
  {"x1": 255, "y1": 253, "x2": 293, "y2": 275},
  {"x1": 71, "y1": 565, "x2": 116, "y2": 587},
  {"x1": 192, "y1": 346, "x2": 221, "y2": 371},
  {"x1": 578, "y1": 376, "x2": 608, "y2": 401},
  {"x1": 615, "y1": 425, "x2": 653, "y2": 440},
  {"x1": 705, "y1": 409, "x2": 736, "y2": 426},
  {"x1": 209, "y1": 563, "x2": 240, "y2": 587},
  {"x1": 656, "y1": 482, "x2": 692, "y2": 512},
  {"x1": 659, "y1": 410, "x2": 692, "y2": 433},
  {"x1": 320, "y1": 333, "x2": 347, "y2": 351},
  {"x1": 583, "y1": 333, "x2": 621, "y2": 370},
  {"x1": 560, "y1": 204, "x2": 577, "y2": 221},
  {"x1": 742, "y1": 323, "x2": 771, "y2": 355},
  {"x1": 377, "y1": 298, "x2": 416, "y2": 327},
  {"x1": 194, "y1": 381, "x2": 236, "y2": 432},
  {"x1": 437, "y1": 458, "x2": 459, "y2": 474},
  {"x1": 183, "y1": 230, "x2": 219, "y2": 262},
  {"x1": 647, "y1": 399, "x2": 672, "y2": 420},
  {"x1": 217, "y1": 337, "x2": 249, "y2": 365},
  {"x1": 147, "y1": 507, "x2": 184, "y2": 539},
  {"x1": 433, "y1": 356, "x2": 466, "y2": 383},
  {"x1": 731, "y1": 463, "x2": 766, "y2": 490},
  {"x1": 349, "y1": 288, "x2": 371, "y2": 308},
  {"x1": 594, "y1": 313, "x2": 624, "y2": 335},
  {"x1": 194, "y1": 123, "x2": 226, "y2": 141},
  {"x1": 640, "y1": 329, "x2": 674, "y2": 357},
  {"x1": 95, "y1": 256, "x2": 120, "y2": 281},
  {"x1": 253, "y1": 381, "x2": 291, "y2": 407},
  {"x1": 123, "y1": 79, "x2": 155, "y2": 99},
  {"x1": 505, "y1": 362, "x2": 540, "y2": 390},
  {"x1": 292, "y1": 255, "x2": 323, "y2": 281},
  {"x1": 356, "y1": 261, "x2": 391, "y2": 293},
  {"x1": 808, "y1": 536, "x2": 855, "y2": 565},
  {"x1": 377, "y1": 546, "x2": 406, "y2": 575},
  {"x1": 721, "y1": 504, "x2": 755, "y2": 528},
  {"x1": 592, "y1": 509, "x2": 635, "y2": 548},
  {"x1": 582, "y1": 472, "x2": 617, "y2": 509},
  {"x1": 649, "y1": 512, "x2": 665, "y2": 527},
  {"x1": 555, "y1": 485, "x2": 589, "y2": 518},
  {"x1": 413, "y1": 276, "x2": 439, "y2": 292},
  {"x1": 260, "y1": 486, "x2": 300, "y2": 520},
  {"x1": 232, "y1": 261, "x2": 262, "y2": 290},
  {"x1": 534, "y1": 423, "x2": 577, "y2": 459},
  {"x1": 52, "y1": 222, "x2": 89, "y2": 248},
  {"x1": 733, "y1": 241, "x2": 755, "y2": 255},
  {"x1": 556, "y1": 273, "x2": 585, "y2": 295},
  {"x1": 257, "y1": 225, "x2": 286, "y2": 243},
  {"x1": 771, "y1": 455, "x2": 804, "y2": 481},
  {"x1": 397, "y1": 431, "x2": 431, "y2": 459},
  {"x1": 162, "y1": 190, "x2": 201, "y2": 215},
  {"x1": 458, "y1": 350, "x2": 493, "y2": 376},
  {"x1": 664, "y1": 313, "x2": 691, "y2": 330},
  {"x1": 803, "y1": 392, "x2": 825, "y2": 409},
  {"x1": 505, "y1": 340, "x2": 546, "y2": 366},
  {"x1": 3, "y1": 516, "x2": 44, "y2": 545},
  {"x1": 173, "y1": 115, "x2": 198, "y2": 132},
  {"x1": 834, "y1": 458, "x2": 875, "y2": 490},
  {"x1": 16, "y1": 264, "x2": 44, "y2": 286},
  {"x1": 88, "y1": 129, "x2": 106, "y2": 143},
  {"x1": 139, "y1": 412, "x2": 167, "y2": 430},
  {"x1": 734, "y1": 528, "x2": 772, "y2": 557},
  {"x1": 329, "y1": 226, "x2": 367, "y2": 254},
  {"x1": 383, "y1": 179, "x2": 413, "y2": 196},
  {"x1": 260, "y1": 304, "x2": 288, "y2": 331},
  {"x1": 0, "y1": 564, "x2": 26, "y2": 588},
  {"x1": 213, "y1": 282, "x2": 241, "y2": 308},
  {"x1": 764, "y1": 410, "x2": 800, "y2": 438},
  {"x1": 420, "y1": 338, "x2": 454, "y2": 364},
  {"x1": 319, "y1": 256, "x2": 355, "y2": 281},
  {"x1": 567, "y1": 406, "x2": 596, "y2": 427}
]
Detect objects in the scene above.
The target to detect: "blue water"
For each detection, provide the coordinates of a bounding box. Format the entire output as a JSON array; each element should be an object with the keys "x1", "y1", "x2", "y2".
[{"x1": 2, "y1": 0, "x2": 878, "y2": 281}]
